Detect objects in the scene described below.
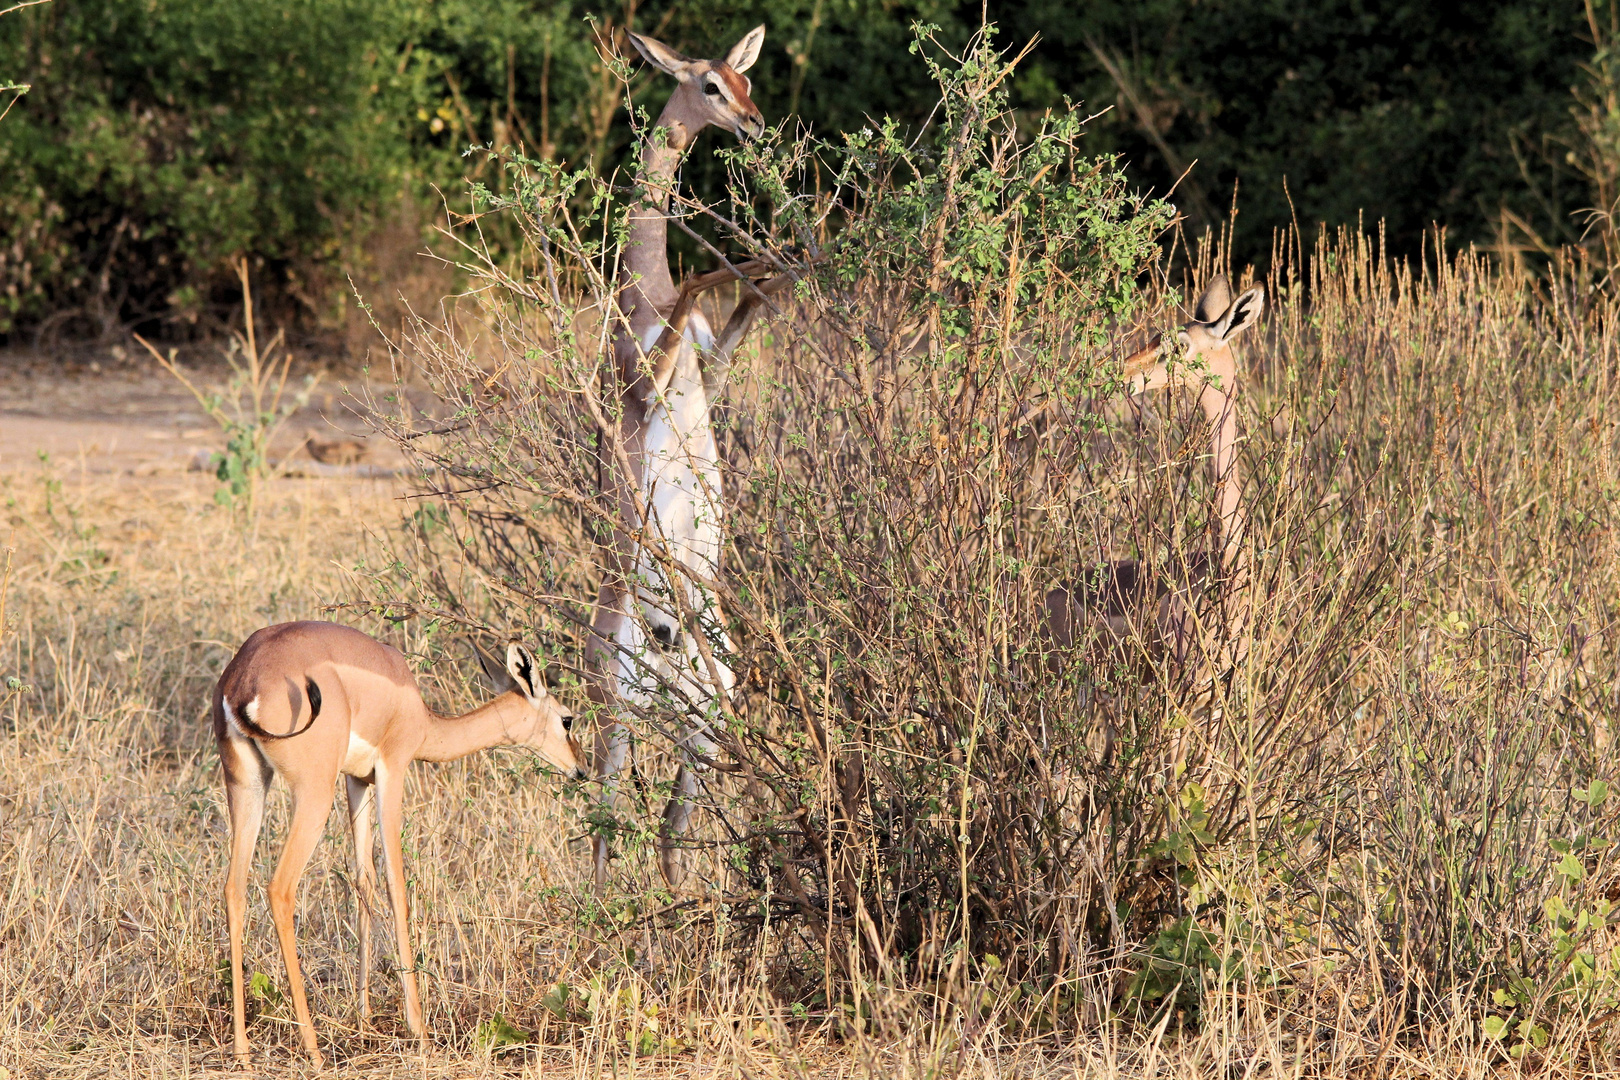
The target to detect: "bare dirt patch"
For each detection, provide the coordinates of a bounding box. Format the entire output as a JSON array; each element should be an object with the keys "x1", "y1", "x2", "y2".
[{"x1": 0, "y1": 352, "x2": 409, "y2": 478}]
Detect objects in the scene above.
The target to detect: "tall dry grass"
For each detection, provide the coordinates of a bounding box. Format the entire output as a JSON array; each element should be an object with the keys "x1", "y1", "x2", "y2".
[
  {"x1": 3, "y1": 244, "x2": 1620, "y2": 1077},
  {"x1": 345, "y1": 239, "x2": 1620, "y2": 1080},
  {"x1": 0, "y1": 472, "x2": 617, "y2": 1074}
]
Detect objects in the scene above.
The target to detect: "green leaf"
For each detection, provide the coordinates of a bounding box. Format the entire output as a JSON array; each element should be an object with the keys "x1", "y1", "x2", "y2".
[
  {"x1": 541, "y1": 981, "x2": 571, "y2": 1020},
  {"x1": 1482, "y1": 1015, "x2": 1510, "y2": 1039},
  {"x1": 476, "y1": 1012, "x2": 531, "y2": 1051},
  {"x1": 246, "y1": 970, "x2": 280, "y2": 1005}
]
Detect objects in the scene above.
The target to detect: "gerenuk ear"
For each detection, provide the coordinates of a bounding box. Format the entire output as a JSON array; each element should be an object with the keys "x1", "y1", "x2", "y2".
[
  {"x1": 724, "y1": 25, "x2": 765, "y2": 73},
  {"x1": 471, "y1": 640, "x2": 511, "y2": 691},
  {"x1": 628, "y1": 31, "x2": 695, "y2": 79},
  {"x1": 1193, "y1": 275, "x2": 1233, "y2": 324},
  {"x1": 1212, "y1": 286, "x2": 1266, "y2": 342},
  {"x1": 504, "y1": 642, "x2": 542, "y2": 702}
]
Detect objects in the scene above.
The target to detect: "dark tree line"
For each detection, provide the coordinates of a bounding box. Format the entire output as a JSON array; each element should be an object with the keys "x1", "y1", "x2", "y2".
[{"x1": 0, "y1": 0, "x2": 1599, "y2": 342}]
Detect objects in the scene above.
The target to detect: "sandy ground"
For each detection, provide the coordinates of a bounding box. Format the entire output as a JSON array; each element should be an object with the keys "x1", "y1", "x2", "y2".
[{"x1": 0, "y1": 354, "x2": 409, "y2": 478}]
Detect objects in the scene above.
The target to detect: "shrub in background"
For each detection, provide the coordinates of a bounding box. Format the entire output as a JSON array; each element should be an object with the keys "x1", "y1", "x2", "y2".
[
  {"x1": 1006, "y1": 0, "x2": 1593, "y2": 261},
  {"x1": 0, "y1": 0, "x2": 777, "y2": 344},
  {"x1": 1, "y1": 0, "x2": 1612, "y2": 347},
  {"x1": 0, "y1": 0, "x2": 32, "y2": 124},
  {"x1": 0, "y1": 0, "x2": 435, "y2": 338}
]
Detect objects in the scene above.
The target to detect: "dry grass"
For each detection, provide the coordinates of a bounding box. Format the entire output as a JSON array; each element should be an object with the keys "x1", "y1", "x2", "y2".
[
  {"x1": 0, "y1": 408, "x2": 1581, "y2": 1078},
  {"x1": 353, "y1": 219, "x2": 1620, "y2": 1076},
  {"x1": 0, "y1": 470, "x2": 594, "y2": 1075},
  {"x1": 0, "y1": 470, "x2": 879, "y2": 1077},
  {"x1": 9, "y1": 236, "x2": 1620, "y2": 1074}
]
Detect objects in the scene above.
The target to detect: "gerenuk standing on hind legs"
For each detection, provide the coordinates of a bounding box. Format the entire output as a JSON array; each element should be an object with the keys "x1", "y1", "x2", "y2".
[{"x1": 585, "y1": 25, "x2": 794, "y2": 891}]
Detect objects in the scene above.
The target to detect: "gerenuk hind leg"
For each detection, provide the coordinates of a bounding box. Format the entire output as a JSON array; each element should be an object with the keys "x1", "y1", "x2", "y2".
[
  {"x1": 221, "y1": 737, "x2": 270, "y2": 1064},
  {"x1": 345, "y1": 774, "x2": 379, "y2": 1023},
  {"x1": 265, "y1": 778, "x2": 337, "y2": 1069}
]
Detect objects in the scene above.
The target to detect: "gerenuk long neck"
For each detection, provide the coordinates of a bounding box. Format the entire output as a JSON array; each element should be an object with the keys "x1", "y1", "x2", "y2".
[
  {"x1": 1199, "y1": 378, "x2": 1246, "y2": 574},
  {"x1": 620, "y1": 101, "x2": 695, "y2": 322},
  {"x1": 415, "y1": 693, "x2": 535, "y2": 763}
]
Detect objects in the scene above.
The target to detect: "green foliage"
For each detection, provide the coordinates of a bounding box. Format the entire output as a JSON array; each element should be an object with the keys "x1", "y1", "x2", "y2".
[
  {"x1": 0, "y1": 0, "x2": 33, "y2": 126},
  {"x1": 0, "y1": 0, "x2": 428, "y2": 334},
  {"x1": 0, "y1": 0, "x2": 1610, "y2": 339},
  {"x1": 1002, "y1": 0, "x2": 1593, "y2": 263},
  {"x1": 1144, "y1": 779, "x2": 1217, "y2": 874},
  {"x1": 1125, "y1": 917, "x2": 1228, "y2": 1017},
  {"x1": 474, "y1": 1011, "x2": 531, "y2": 1053},
  {"x1": 143, "y1": 262, "x2": 315, "y2": 512},
  {"x1": 539, "y1": 979, "x2": 571, "y2": 1020},
  {"x1": 245, "y1": 969, "x2": 281, "y2": 1009},
  {"x1": 1476, "y1": 781, "x2": 1620, "y2": 1060}
]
